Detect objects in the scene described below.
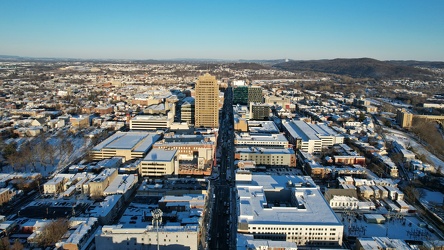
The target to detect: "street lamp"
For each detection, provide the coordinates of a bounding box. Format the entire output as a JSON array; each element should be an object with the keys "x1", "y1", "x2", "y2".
[{"x1": 151, "y1": 209, "x2": 163, "y2": 250}]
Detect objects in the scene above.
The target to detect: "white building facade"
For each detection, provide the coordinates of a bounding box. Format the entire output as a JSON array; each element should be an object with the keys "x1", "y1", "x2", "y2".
[
  {"x1": 95, "y1": 225, "x2": 199, "y2": 250},
  {"x1": 329, "y1": 195, "x2": 359, "y2": 210},
  {"x1": 237, "y1": 174, "x2": 344, "y2": 247},
  {"x1": 282, "y1": 120, "x2": 344, "y2": 153}
]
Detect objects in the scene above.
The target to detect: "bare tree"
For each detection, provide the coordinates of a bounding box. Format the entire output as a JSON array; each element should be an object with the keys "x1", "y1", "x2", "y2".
[
  {"x1": 0, "y1": 237, "x2": 9, "y2": 250},
  {"x1": 7, "y1": 153, "x2": 20, "y2": 171},
  {"x1": 390, "y1": 152, "x2": 404, "y2": 165},
  {"x1": 19, "y1": 144, "x2": 33, "y2": 171},
  {"x1": 411, "y1": 118, "x2": 444, "y2": 161},
  {"x1": 46, "y1": 144, "x2": 57, "y2": 168},
  {"x1": 34, "y1": 219, "x2": 70, "y2": 248},
  {"x1": 10, "y1": 240, "x2": 24, "y2": 250}
]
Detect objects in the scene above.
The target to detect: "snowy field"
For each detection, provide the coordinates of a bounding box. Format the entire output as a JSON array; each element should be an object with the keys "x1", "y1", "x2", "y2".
[
  {"x1": 384, "y1": 128, "x2": 444, "y2": 171},
  {"x1": 337, "y1": 212, "x2": 439, "y2": 240},
  {"x1": 1, "y1": 130, "x2": 93, "y2": 177},
  {"x1": 420, "y1": 189, "x2": 444, "y2": 205}
]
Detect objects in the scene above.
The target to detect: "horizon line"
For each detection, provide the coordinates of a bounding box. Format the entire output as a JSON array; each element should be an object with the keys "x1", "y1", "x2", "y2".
[{"x1": 0, "y1": 54, "x2": 443, "y2": 63}]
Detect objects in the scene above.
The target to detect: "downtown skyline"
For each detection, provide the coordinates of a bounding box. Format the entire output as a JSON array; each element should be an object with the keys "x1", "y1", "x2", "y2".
[{"x1": 1, "y1": 0, "x2": 444, "y2": 61}]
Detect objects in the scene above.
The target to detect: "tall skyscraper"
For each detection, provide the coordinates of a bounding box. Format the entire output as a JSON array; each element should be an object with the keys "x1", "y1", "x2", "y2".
[
  {"x1": 195, "y1": 73, "x2": 219, "y2": 128},
  {"x1": 248, "y1": 86, "x2": 264, "y2": 104},
  {"x1": 233, "y1": 86, "x2": 248, "y2": 105},
  {"x1": 180, "y1": 97, "x2": 195, "y2": 126},
  {"x1": 396, "y1": 108, "x2": 413, "y2": 128},
  {"x1": 249, "y1": 102, "x2": 270, "y2": 120}
]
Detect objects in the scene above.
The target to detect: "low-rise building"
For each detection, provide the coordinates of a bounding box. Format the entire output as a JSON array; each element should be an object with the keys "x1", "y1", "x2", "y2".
[
  {"x1": 282, "y1": 120, "x2": 343, "y2": 153},
  {"x1": 355, "y1": 237, "x2": 411, "y2": 250},
  {"x1": 139, "y1": 149, "x2": 178, "y2": 177},
  {"x1": 0, "y1": 188, "x2": 14, "y2": 206},
  {"x1": 333, "y1": 155, "x2": 366, "y2": 166},
  {"x1": 70, "y1": 115, "x2": 90, "y2": 128},
  {"x1": 86, "y1": 195, "x2": 123, "y2": 225},
  {"x1": 328, "y1": 195, "x2": 359, "y2": 210},
  {"x1": 129, "y1": 113, "x2": 174, "y2": 130},
  {"x1": 94, "y1": 105, "x2": 114, "y2": 115},
  {"x1": 43, "y1": 177, "x2": 66, "y2": 194},
  {"x1": 89, "y1": 132, "x2": 161, "y2": 161},
  {"x1": 247, "y1": 120, "x2": 280, "y2": 134},
  {"x1": 158, "y1": 194, "x2": 205, "y2": 212},
  {"x1": 56, "y1": 217, "x2": 99, "y2": 250},
  {"x1": 235, "y1": 147, "x2": 296, "y2": 167},
  {"x1": 153, "y1": 135, "x2": 215, "y2": 168},
  {"x1": 103, "y1": 174, "x2": 138, "y2": 201},
  {"x1": 87, "y1": 168, "x2": 118, "y2": 197},
  {"x1": 95, "y1": 225, "x2": 199, "y2": 250},
  {"x1": 237, "y1": 173, "x2": 343, "y2": 247},
  {"x1": 235, "y1": 133, "x2": 289, "y2": 148}
]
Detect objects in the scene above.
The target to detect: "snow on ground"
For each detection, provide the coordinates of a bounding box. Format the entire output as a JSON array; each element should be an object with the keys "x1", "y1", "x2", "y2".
[
  {"x1": 48, "y1": 134, "x2": 92, "y2": 167},
  {"x1": 1, "y1": 131, "x2": 93, "y2": 177},
  {"x1": 378, "y1": 98, "x2": 412, "y2": 109},
  {"x1": 337, "y1": 212, "x2": 439, "y2": 240},
  {"x1": 419, "y1": 189, "x2": 444, "y2": 205},
  {"x1": 418, "y1": 189, "x2": 444, "y2": 231},
  {"x1": 384, "y1": 128, "x2": 444, "y2": 170}
]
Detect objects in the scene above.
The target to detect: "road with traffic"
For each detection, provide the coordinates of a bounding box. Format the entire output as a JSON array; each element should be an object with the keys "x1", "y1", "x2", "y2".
[{"x1": 208, "y1": 84, "x2": 236, "y2": 249}]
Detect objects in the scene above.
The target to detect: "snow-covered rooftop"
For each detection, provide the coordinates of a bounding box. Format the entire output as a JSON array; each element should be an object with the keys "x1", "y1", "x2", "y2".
[
  {"x1": 92, "y1": 131, "x2": 160, "y2": 151},
  {"x1": 142, "y1": 148, "x2": 177, "y2": 162},
  {"x1": 237, "y1": 173, "x2": 342, "y2": 226}
]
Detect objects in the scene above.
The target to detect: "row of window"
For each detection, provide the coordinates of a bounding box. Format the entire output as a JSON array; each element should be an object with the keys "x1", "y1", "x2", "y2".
[
  {"x1": 241, "y1": 155, "x2": 286, "y2": 158},
  {"x1": 250, "y1": 227, "x2": 337, "y2": 231},
  {"x1": 287, "y1": 236, "x2": 337, "y2": 241},
  {"x1": 254, "y1": 231, "x2": 336, "y2": 236},
  {"x1": 254, "y1": 234, "x2": 339, "y2": 246}
]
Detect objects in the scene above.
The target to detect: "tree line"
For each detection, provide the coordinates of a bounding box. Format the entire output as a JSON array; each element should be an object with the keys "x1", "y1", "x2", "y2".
[{"x1": 1, "y1": 133, "x2": 74, "y2": 173}]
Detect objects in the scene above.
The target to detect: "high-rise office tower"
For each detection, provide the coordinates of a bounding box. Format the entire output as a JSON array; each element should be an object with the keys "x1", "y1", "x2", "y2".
[
  {"x1": 233, "y1": 86, "x2": 248, "y2": 105},
  {"x1": 248, "y1": 86, "x2": 264, "y2": 104},
  {"x1": 195, "y1": 73, "x2": 219, "y2": 128},
  {"x1": 396, "y1": 108, "x2": 413, "y2": 129},
  {"x1": 250, "y1": 102, "x2": 270, "y2": 120},
  {"x1": 180, "y1": 97, "x2": 195, "y2": 125}
]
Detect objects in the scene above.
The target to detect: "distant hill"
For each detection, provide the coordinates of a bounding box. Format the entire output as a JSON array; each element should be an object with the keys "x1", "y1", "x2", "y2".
[
  {"x1": 386, "y1": 60, "x2": 444, "y2": 69},
  {"x1": 238, "y1": 59, "x2": 288, "y2": 65},
  {"x1": 273, "y1": 58, "x2": 437, "y2": 80},
  {"x1": 225, "y1": 63, "x2": 269, "y2": 70}
]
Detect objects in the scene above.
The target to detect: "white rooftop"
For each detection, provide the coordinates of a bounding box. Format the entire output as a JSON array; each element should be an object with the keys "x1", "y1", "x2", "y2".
[
  {"x1": 235, "y1": 133, "x2": 288, "y2": 143},
  {"x1": 247, "y1": 121, "x2": 280, "y2": 134},
  {"x1": 92, "y1": 132, "x2": 160, "y2": 151},
  {"x1": 283, "y1": 120, "x2": 340, "y2": 141},
  {"x1": 237, "y1": 173, "x2": 342, "y2": 226},
  {"x1": 235, "y1": 147, "x2": 295, "y2": 155},
  {"x1": 104, "y1": 174, "x2": 138, "y2": 195},
  {"x1": 142, "y1": 148, "x2": 177, "y2": 162}
]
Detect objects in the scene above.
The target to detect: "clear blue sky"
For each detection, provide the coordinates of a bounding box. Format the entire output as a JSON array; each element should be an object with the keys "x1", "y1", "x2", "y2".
[{"x1": 1, "y1": 0, "x2": 443, "y2": 61}]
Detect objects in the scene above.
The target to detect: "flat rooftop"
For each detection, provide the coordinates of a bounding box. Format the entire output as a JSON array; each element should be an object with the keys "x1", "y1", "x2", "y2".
[
  {"x1": 283, "y1": 120, "x2": 340, "y2": 141},
  {"x1": 131, "y1": 114, "x2": 171, "y2": 121},
  {"x1": 247, "y1": 121, "x2": 280, "y2": 134},
  {"x1": 142, "y1": 149, "x2": 177, "y2": 162},
  {"x1": 235, "y1": 147, "x2": 295, "y2": 155},
  {"x1": 104, "y1": 174, "x2": 138, "y2": 195},
  {"x1": 235, "y1": 133, "x2": 288, "y2": 142},
  {"x1": 237, "y1": 173, "x2": 342, "y2": 226},
  {"x1": 92, "y1": 132, "x2": 160, "y2": 151}
]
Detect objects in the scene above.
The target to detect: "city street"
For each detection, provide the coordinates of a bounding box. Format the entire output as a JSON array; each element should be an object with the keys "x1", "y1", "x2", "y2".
[{"x1": 208, "y1": 84, "x2": 236, "y2": 249}]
